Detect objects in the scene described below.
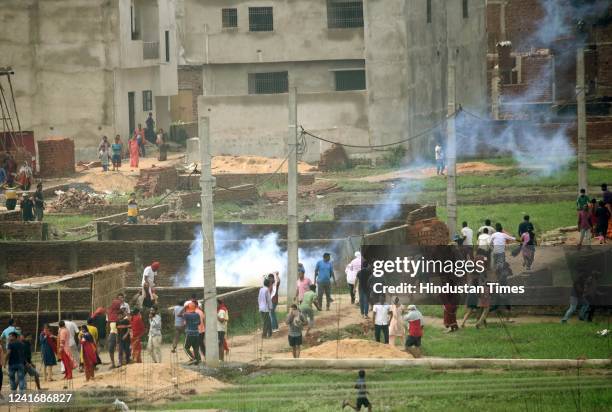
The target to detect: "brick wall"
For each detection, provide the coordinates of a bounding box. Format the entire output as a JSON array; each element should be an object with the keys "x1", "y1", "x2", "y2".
[
  {"x1": 135, "y1": 166, "x2": 179, "y2": 197},
  {"x1": 486, "y1": 0, "x2": 548, "y2": 54},
  {"x1": 0, "y1": 222, "x2": 48, "y2": 240},
  {"x1": 37, "y1": 138, "x2": 75, "y2": 177},
  {"x1": 0, "y1": 210, "x2": 21, "y2": 221},
  {"x1": 0, "y1": 239, "x2": 346, "y2": 287},
  {"x1": 178, "y1": 65, "x2": 204, "y2": 122}
]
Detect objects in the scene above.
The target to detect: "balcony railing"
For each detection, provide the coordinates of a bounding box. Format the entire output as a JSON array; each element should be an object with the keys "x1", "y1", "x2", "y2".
[{"x1": 143, "y1": 41, "x2": 159, "y2": 60}]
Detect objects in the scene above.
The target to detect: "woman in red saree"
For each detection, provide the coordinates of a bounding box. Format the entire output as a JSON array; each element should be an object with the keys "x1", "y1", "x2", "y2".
[
  {"x1": 130, "y1": 308, "x2": 145, "y2": 363},
  {"x1": 58, "y1": 321, "x2": 77, "y2": 381},
  {"x1": 129, "y1": 136, "x2": 139, "y2": 168},
  {"x1": 80, "y1": 325, "x2": 98, "y2": 381}
]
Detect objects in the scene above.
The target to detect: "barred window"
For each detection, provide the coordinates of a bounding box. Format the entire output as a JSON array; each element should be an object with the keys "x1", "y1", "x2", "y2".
[
  {"x1": 222, "y1": 8, "x2": 238, "y2": 28},
  {"x1": 249, "y1": 7, "x2": 273, "y2": 32},
  {"x1": 327, "y1": 0, "x2": 363, "y2": 29},
  {"x1": 142, "y1": 90, "x2": 153, "y2": 111},
  {"x1": 334, "y1": 70, "x2": 366, "y2": 91},
  {"x1": 248, "y1": 72, "x2": 288, "y2": 94}
]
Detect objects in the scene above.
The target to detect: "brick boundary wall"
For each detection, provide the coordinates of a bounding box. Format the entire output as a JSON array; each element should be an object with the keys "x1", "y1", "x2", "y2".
[
  {"x1": 0, "y1": 211, "x2": 21, "y2": 221},
  {"x1": 0, "y1": 222, "x2": 48, "y2": 240}
]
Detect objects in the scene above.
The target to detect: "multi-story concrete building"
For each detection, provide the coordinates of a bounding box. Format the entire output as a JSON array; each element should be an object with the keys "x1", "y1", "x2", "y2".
[
  {"x1": 176, "y1": 0, "x2": 487, "y2": 161},
  {"x1": 0, "y1": 0, "x2": 178, "y2": 160}
]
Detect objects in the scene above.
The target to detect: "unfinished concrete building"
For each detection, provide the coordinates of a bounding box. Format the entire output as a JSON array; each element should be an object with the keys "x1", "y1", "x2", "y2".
[
  {"x1": 0, "y1": 0, "x2": 178, "y2": 160},
  {"x1": 175, "y1": 0, "x2": 488, "y2": 161}
]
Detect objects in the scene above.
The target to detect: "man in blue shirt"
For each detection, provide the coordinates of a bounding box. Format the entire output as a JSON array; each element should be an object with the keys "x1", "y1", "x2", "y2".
[
  {"x1": 1, "y1": 319, "x2": 17, "y2": 348},
  {"x1": 315, "y1": 253, "x2": 335, "y2": 311}
]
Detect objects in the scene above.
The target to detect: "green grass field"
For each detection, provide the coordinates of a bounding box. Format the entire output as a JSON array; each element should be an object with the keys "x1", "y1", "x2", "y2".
[{"x1": 153, "y1": 368, "x2": 612, "y2": 411}]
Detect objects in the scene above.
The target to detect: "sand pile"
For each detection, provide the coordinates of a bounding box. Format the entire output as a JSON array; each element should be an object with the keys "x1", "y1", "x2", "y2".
[
  {"x1": 212, "y1": 155, "x2": 316, "y2": 174},
  {"x1": 300, "y1": 339, "x2": 413, "y2": 359},
  {"x1": 46, "y1": 363, "x2": 226, "y2": 393}
]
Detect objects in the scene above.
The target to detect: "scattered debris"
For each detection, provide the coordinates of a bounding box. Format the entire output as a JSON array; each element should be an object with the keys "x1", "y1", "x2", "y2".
[
  {"x1": 263, "y1": 181, "x2": 340, "y2": 202},
  {"x1": 76, "y1": 160, "x2": 102, "y2": 171},
  {"x1": 49, "y1": 188, "x2": 108, "y2": 212}
]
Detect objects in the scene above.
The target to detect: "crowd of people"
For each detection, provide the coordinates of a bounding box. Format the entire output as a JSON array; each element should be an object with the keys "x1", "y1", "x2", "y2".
[
  {"x1": 97, "y1": 113, "x2": 168, "y2": 172},
  {"x1": 576, "y1": 184, "x2": 612, "y2": 246},
  {"x1": 1, "y1": 154, "x2": 44, "y2": 222}
]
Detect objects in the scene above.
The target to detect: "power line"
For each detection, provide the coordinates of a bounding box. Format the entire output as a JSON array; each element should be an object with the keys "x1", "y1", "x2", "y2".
[{"x1": 299, "y1": 110, "x2": 459, "y2": 149}]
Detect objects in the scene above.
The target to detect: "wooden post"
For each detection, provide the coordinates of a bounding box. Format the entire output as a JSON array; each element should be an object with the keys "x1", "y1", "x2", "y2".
[
  {"x1": 34, "y1": 289, "x2": 40, "y2": 352},
  {"x1": 90, "y1": 273, "x2": 95, "y2": 314},
  {"x1": 9, "y1": 289, "x2": 13, "y2": 318},
  {"x1": 57, "y1": 288, "x2": 61, "y2": 322}
]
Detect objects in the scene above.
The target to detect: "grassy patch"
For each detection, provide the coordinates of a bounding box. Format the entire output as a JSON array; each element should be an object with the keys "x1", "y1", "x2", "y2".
[
  {"x1": 437, "y1": 201, "x2": 576, "y2": 234},
  {"x1": 153, "y1": 368, "x2": 612, "y2": 411},
  {"x1": 424, "y1": 320, "x2": 612, "y2": 359}
]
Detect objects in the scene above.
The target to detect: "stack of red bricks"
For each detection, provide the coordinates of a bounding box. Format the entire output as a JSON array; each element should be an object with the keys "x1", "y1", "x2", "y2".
[
  {"x1": 407, "y1": 218, "x2": 450, "y2": 246},
  {"x1": 135, "y1": 166, "x2": 179, "y2": 197},
  {"x1": 37, "y1": 137, "x2": 75, "y2": 177}
]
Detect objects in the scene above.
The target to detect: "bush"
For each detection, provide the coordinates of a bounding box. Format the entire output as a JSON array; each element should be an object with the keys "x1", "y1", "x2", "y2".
[{"x1": 382, "y1": 145, "x2": 407, "y2": 167}]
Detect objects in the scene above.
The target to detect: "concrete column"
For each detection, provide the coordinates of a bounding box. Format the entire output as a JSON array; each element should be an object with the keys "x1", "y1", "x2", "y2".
[
  {"x1": 287, "y1": 83, "x2": 298, "y2": 312},
  {"x1": 199, "y1": 116, "x2": 219, "y2": 367},
  {"x1": 446, "y1": 64, "x2": 458, "y2": 239},
  {"x1": 576, "y1": 48, "x2": 588, "y2": 192}
]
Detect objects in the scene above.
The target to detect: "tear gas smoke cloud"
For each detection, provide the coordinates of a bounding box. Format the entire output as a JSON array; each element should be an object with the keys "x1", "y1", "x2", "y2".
[{"x1": 176, "y1": 227, "x2": 328, "y2": 292}]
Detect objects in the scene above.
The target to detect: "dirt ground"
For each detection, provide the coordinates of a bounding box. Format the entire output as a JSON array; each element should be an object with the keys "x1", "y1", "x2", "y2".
[
  {"x1": 300, "y1": 338, "x2": 413, "y2": 359},
  {"x1": 358, "y1": 162, "x2": 508, "y2": 183},
  {"x1": 211, "y1": 155, "x2": 316, "y2": 174}
]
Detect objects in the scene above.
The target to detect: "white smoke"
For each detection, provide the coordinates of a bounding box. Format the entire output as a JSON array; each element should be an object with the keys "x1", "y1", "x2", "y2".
[{"x1": 176, "y1": 227, "x2": 328, "y2": 292}]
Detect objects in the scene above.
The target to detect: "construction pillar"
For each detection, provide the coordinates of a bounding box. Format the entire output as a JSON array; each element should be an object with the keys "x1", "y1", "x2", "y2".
[
  {"x1": 287, "y1": 83, "x2": 299, "y2": 311},
  {"x1": 446, "y1": 63, "x2": 457, "y2": 239},
  {"x1": 199, "y1": 116, "x2": 219, "y2": 367},
  {"x1": 576, "y1": 47, "x2": 588, "y2": 192}
]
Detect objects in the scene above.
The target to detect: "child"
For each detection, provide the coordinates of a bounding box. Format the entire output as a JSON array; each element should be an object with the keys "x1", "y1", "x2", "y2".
[
  {"x1": 127, "y1": 193, "x2": 139, "y2": 224},
  {"x1": 99, "y1": 143, "x2": 111, "y2": 172},
  {"x1": 111, "y1": 135, "x2": 122, "y2": 171},
  {"x1": 342, "y1": 370, "x2": 372, "y2": 411},
  {"x1": 285, "y1": 304, "x2": 306, "y2": 358}
]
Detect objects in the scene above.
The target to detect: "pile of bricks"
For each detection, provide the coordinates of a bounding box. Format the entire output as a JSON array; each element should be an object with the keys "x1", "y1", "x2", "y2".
[
  {"x1": 318, "y1": 144, "x2": 350, "y2": 171},
  {"x1": 406, "y1": 205, "x2": 437, "y2": 225},
  {"x1": 407, "y1": 218, "x2": 450, "y2": 246},
  {"x1": 135, "y1": 166, "x2": 179, "y2": 197},
  {"x1": 37, "y1": 137, "x2": 75, "y2": 177}
]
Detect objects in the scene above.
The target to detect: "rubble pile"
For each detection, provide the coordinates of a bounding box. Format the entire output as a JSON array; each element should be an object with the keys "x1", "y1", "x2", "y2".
[
  {"x1": 540, "y1": 226, "x2": 576, "y2": 246},
  {"x1": 50, "y1": 188, "x2": 108, "y2": 212},
  {"x1": 318, "y1": 144, "x2": 350, "y2": 171}
]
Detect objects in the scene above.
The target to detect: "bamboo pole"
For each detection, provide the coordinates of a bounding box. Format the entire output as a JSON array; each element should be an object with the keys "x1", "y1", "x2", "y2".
[
  {"x1": 34, "y1": 289, "x2": 40, "y2": 352},
  {"x1": 57, "y1": 288, "x2": 61, "y2": 322},
  {"x1": 9, "y1": 289, "x2": 13, "y2": 318}
]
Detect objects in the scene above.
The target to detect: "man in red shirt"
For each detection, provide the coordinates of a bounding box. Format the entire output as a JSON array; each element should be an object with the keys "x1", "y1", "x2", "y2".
[
  {"x1": 130, "y1": 308, "x2": 146, "y2": 363},
  {"x1": 403, "y1": 305, "x2": 424, "y2": 358}
]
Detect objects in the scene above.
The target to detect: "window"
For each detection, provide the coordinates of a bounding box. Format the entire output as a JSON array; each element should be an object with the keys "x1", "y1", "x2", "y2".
[
  {"x1": 222, "y1": 8, "x2": 238, "y2": 28},
  {"x1": 130, "y1": 5, "x2": 140, "y2": 40},
  {"x1": 327, "y1": 0, "x2": 363, "y2": 29},
  {"x1": 142, "y1": 90, "x2": 153, "y2": 111},
  {"x1": 426, "y1": 0, "x2": 431, "y2": 23},
  {"x1": 249, "y1": 7, "x2": 273, "y2": 32},
  {"x1": 334, "y1": 70, "x2": 366, "y2": 91},
  {"x1": 463, "y1": 0, "x2": 469, "y2": 18},
  {"x1": 165, "y1": 30, "x2": 170, "y2": 62},
  {"x1": 248, "y1": 72, "x2": 288, "y2": 94}
]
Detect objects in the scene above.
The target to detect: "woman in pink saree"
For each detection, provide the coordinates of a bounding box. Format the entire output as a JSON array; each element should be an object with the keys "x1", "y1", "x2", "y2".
[
  {"x1": 129, "y1": 136, "x2": 139, "y2": 168},
  {"x1": 58, "y1": 320, "x2": 77, "y2": 381}
]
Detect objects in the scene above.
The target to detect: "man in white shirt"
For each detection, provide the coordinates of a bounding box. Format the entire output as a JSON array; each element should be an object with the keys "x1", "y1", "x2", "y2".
[
  {"x1": 435, "y1": 144, "x2": 444, "y2": 175},
  {"x1": 345, "y1": 251, "x2": 361, "y2": 305},
  {"x1": 477, "y1": 228, "x2": 492, "y2": 264},
  {"x1": 217, "y1": 299, "x2": 228, "y2": 362},
  {"x1": 142, "y1": 261, "x2": 160, "y2": 292},
  {"x1": 372, "y1": 297, "x2": 393, "y2": 344},
  {"x1": 489, "y1": 223, "x2": 516, "y2": 273},
  {"x1": 460, "y1": 221, "x2": 474, "y2": 258}
]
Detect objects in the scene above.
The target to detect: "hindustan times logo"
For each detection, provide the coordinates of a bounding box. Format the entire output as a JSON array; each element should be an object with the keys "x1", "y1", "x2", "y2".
[{"x1": 372, "y1": 256, "x2": 486, "y2": 278}]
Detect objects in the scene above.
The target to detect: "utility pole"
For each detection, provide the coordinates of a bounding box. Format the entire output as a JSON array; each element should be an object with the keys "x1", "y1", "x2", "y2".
[
  {"x1": 199, "y1": 116, "x2": 219, "y2": 367},
  {"x1": 446, "y1": 63, "x2": 457, "y2": 239},
  {"x1": 287, "y1": 83, "x2": 298, "y2": 312},
  {"x1": 576, "y1": 47, "x2": 588, "y2": 193}
]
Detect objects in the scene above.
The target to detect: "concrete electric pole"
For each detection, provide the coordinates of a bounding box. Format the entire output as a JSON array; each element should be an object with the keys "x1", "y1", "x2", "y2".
[
  {"x1": 287, "y1": 83, "x2": 298, "y2": 312},
  {"x1": 446, "y1": 64, "x2": 457, "y2": 239},
  {"x1": 199, "y1": 116, "x2": 219, "y2": 367},
  {"x1": 576, "y1": 47, "x2": 588, "y2": 193}
]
